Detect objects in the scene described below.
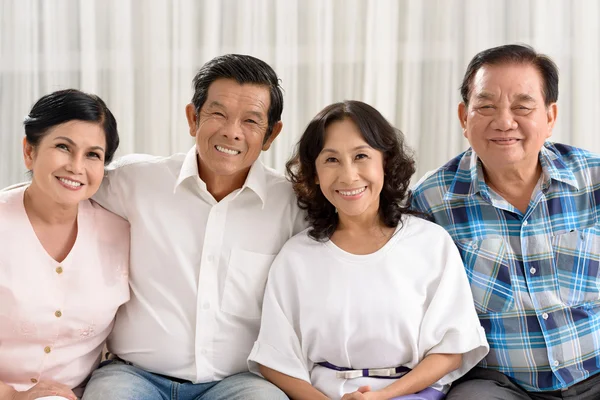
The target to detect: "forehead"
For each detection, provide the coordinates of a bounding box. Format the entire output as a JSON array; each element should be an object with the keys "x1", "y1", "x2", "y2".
[
  {"x1": 471, "y1": 63, "x2": 544, "y2": 101},
  {"x1": 44, "y1": 120, "x2": 106, "y2": 145},
  {"x1": 204, "y1": 78, "x2": 271, "y2": 114},
  {"x1": 323, "y1": 118, "x2": 366, "y2": 146}
]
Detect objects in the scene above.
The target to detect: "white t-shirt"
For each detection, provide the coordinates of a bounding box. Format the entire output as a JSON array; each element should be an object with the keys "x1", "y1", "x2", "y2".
[
  {"x1": 93, "y1": 147, "x2": 306, "y2": 382},
  {"x1": 248, "y1": 215, "x2": 489, "y2": 399}
]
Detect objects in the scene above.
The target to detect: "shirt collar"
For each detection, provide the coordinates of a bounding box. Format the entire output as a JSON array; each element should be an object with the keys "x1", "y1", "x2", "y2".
[
  {"x1": 444, "y1": 143, "x2": 580, "y2": 202},
  {"x1": 173, "y1": 146, "x2": 269, "y2": 207},
  {"x1": 174, "y1": 146, "x2": 202, "y2": 190}
]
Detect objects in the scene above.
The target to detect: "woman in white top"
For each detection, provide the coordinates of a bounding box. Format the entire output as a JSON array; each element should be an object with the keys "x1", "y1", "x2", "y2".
[
  {"x1": 248, "y1": 101, "x2": 489, "y2": 400},
  {"x1": 0, "y1": 90, "x2": 130, "y2": 400}
]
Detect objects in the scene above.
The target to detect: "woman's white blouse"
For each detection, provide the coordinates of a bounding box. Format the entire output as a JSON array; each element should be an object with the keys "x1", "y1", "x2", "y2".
[{"x1": 248, "y1": 215, "x2": 489, "y2": 399}]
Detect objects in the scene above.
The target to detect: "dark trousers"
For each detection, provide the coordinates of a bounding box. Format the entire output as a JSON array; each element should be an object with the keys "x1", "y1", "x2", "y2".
[{"x1": 447, "y1": 367, "x2": 600, "y2": 400}]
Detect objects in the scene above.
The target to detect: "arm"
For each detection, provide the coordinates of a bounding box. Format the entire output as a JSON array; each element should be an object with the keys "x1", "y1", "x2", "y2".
[
  {"x1": 375, "y1": 353, "x2": 462, "y2": 399},
  {"x1": 0, "y1": 380, "x2": 77, "y2": 400},
  {"x1": 259, "y1": 365, "x2": 329, "y2": 400}
]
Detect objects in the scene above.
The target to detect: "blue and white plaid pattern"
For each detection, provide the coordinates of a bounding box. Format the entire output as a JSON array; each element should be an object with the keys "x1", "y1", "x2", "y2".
[{"x1": 411, "y1": 142, "x2": 600, "y2": 392}]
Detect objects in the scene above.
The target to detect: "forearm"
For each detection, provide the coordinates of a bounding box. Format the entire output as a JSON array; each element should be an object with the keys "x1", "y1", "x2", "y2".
[
  {"x1": 378, "y1": 353, "x2": 462, "y2": 399},
  {"x1": 0, "y1": 381, "x2": 17, "y2": 400},
  {"x1": 259, "y1": 364, "x2": 328, "y2": 400}
]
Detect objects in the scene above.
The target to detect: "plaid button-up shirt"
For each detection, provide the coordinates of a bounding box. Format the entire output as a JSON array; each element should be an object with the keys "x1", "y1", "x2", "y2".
[{"x1": 411, "y1": 142, "x2": 600, "y2": 391}]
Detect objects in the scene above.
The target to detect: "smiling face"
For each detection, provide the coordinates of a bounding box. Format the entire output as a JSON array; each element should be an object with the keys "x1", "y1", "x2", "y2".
[
  {"x1": 315, "y1": 118, "x2": 385, "y2": 223},
  {"x1": 186, "y1": 78, "x2": 282, "y2": 187},
  {"x1": 459, "y1": 63, "x2": 557, "y2": 174},
  {"x1": 23, "y1": 120, "x2": 107, "y2": 206}
]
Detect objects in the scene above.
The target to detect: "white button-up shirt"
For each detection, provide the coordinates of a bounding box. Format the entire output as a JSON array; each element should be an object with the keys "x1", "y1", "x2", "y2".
[{"x1": 93, "y1": 147, "x2": 305, "y2": 383}]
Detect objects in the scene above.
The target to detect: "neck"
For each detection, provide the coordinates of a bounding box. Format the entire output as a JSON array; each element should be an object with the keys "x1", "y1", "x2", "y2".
[
  {"x1": 198, "y1": 158, "x2": 249, "y2": 202},
  {"x1": 483, "y1": 161, "x2": 542, "y2": 195},
  {"x1": 337, "y1": 209, "x2": 387, "y2": 236},
  {"x1": 24, "y1": 183, "x2": 78, "y2": 225}
]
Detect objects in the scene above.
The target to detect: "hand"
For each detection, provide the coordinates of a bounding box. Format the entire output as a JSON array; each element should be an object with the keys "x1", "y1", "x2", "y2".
[
  {"x1": 341, "y1": 386, "x2": 385, "y2": 400},
  {"x1": 10, "y1": 381, "x2": 77, "y2": 400}
]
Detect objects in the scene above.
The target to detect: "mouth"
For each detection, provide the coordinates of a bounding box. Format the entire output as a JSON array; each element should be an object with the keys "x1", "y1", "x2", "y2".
[
  {"x1": 336, "y1": 186, "x2": 367, "y2": 197},
  {"x1": 490, "y1": 138, "x2": 520, "y2": 145},
  {"x1": 215, "y1": 145, "x2": 241, "y2": 155},
  {"x1": 56, "y1": 177, "x2": 84, "y2": 190}
]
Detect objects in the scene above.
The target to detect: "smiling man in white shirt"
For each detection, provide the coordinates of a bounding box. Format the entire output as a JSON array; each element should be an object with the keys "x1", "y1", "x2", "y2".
[{"x1": 82, "y1": 54, "x2": 305, "y2": 400}]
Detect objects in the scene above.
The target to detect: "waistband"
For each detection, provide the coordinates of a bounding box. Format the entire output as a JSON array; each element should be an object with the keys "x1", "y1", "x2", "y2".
[{"x1": 317, "y1": 361, "x2": 411, "y2": 379}]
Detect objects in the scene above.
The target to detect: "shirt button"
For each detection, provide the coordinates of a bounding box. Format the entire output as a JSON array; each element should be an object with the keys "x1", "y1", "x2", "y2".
[
  {"x1": 30, "y1": 378, "x2": 38, "y2": 383},
  {"x1": 542, "y1": 313, "x2": 549, "y2": 320},
  {"x1": 56, "y1": 266, "x2": 63, "y2": 274},
  {"x1": 203, "y1": 302, "x2": 210, "y2": 310},
  {"x1": 55, "y1": 310, "x2": 62, "y2": 318},
  {"x1": 523, "y1": 221, "x2": 528, "y2": 227},
  {"x1": 530, "y1": 267, "x2": 536, "y2": 274},
  {"x1": 44, "y1": 346, "x2": 52, "y2": 354},
  {"x1": 207, "y1": 255, "x2": 214, "y2": 263},
  {"x1": 200, "y1": 348, "x2": 207, "y2": 355},
  {"x1": 472, "y1": 244, "x2": 478, "y2": 250},
  {"x1": 553, "y1": 360, "x2": 560, "y2": 367}
]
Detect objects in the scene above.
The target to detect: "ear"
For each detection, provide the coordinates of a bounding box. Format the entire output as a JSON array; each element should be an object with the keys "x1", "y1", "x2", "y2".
[
  {"x1": 546, "y1": 103, "x2": 558, "y2": 138},
  {"x1": 458, "y1": 102, "x2": 468, "y2": 138},
  {"x1": 262, "y1": 121, "x2": 283, "y2": 151},
  {"x1": 23, "y1": 137, "x2": 35, "y2": 170},
  {"x1": 185, "y1": 103, "x2": 199, "y2": 137}
]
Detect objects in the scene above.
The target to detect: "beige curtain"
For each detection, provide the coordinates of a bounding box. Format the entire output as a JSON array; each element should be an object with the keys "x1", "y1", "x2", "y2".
[{"x1": 1, "y1": 0, "x2": 599, "y2": 188}]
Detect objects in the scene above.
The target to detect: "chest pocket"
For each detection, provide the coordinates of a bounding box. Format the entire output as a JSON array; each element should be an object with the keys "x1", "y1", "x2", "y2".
[
  {"x1": 456, "y1": 237, "x2": 515, "y2": 314},
  {"x1": 221, "y1": 248, "x2": 276, "y2": 319},
  {"x1": 552, "y1": 224, "x2": 600, "y2": 306}
]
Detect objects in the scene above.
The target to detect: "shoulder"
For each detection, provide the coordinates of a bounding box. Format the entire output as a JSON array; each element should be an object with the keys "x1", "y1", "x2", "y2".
[
  {"x1": 412, "y1": 153, "x2": 464, "y2": 195},
  {"x1": 106, "y1": 152, "x2": 187, "y2": 179},
  {"x1": 400, "y1": 214, "x2": 454, "y2": 244},
  {"x1": 545, "y1": 142, "x2": 600, "y2": 170},
  {"x1": 0, "y1": 185, "x2": 27, "y2": 234},
  {"x1": 263, "y1": 165, "x2": 295, "y2": 194},
  {"x1": 411, "y1": 153, "x2": 465, "y2": 212},
  {"x1": 87, "y1": 200, "x2": 130, "y2": 240},
  {"x1": 270, "y1": 229, "x2": 322, "y2": 271}
]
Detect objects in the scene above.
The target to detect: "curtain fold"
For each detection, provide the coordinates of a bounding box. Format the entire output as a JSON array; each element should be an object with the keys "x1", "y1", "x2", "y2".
[{"x1": 1, "y1": 0, "x2": 599, "y2": 188}]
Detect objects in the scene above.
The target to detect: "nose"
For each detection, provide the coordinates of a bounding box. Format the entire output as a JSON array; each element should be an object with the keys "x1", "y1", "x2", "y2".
[
  {"x1": 339, "y1": 162, "x2": 359, "y2": 184},
  {"x1": 66, "y1": 154, "x2": 85, "y2": 174},
  {"x1": 491, "y1": 107, "x2": 518, "y2": 131},
  {"x1": 221, "y1": 119, "x2": 243, "y2": 141}
]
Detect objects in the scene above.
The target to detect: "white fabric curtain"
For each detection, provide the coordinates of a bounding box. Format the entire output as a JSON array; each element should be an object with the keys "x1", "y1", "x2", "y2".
[{"x1": 1, "y1": 0, "x2": 599, "y2": 188}]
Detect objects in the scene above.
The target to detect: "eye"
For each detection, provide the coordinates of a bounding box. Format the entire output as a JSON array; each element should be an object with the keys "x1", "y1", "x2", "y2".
[
  {"x1": 325, "y1": 157, "x2": 338, "y2": 163},
  {"x1": 87, "y1": 152, "x2": 102, "y2": 159},
  {"x1": 479, "y1": 105, "x2": 494, "y2": 109},
  {"x1": 212, "y1": 112, "x2": 225, "y2": 117},
  {"x1": 245, "y1": 119, "x2": 258, "y2": 125},
  {"x1": 56, "y1": 143, "x2": 69, "y2": 150},
  {"x1": 355, "y1": 153, "x2": 368, "y2": 160}
]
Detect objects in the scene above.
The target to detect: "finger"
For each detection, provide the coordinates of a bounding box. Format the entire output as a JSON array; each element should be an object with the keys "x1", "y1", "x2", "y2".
[{"x1": 357, "y1": 385, "x2": 371, "y2": 393}]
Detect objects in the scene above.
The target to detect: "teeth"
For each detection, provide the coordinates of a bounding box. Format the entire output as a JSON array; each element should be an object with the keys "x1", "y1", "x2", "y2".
[
  {"x1": 216, "y1": 145, "x2": 240, "y2": 155},
  {"x1": 58, "y1": 178, "x2": 82, "y2": 188},
  {"x1": 338, "y1": 187, "x2": 366, "y2": 196}
]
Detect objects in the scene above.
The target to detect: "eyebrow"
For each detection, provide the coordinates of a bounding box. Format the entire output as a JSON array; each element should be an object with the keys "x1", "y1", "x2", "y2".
[
  {"x1": 320, "y1": 145, "x2": 372, "y2": 154},
  {"x1": 474, "y1": 92, "x2": 537, "y2": 103},
  {"x1": 54, "y1": 136, "x2": 105, "y2": 153},
  {"x1": 206, "y1": 101, "x2": 266, "y2": 121}
]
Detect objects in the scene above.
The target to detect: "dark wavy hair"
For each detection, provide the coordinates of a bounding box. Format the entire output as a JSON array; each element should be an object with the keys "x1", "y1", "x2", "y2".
[{"x1": 286, "y1": 100, "x2": 418, "y2": 241}]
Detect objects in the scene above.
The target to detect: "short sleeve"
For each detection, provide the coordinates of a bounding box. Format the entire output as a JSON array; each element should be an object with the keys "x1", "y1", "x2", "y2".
[
  {"x1": 247, "y1": 251, "x2": 311, "y2": 383},
  {"x1": 418, "y1": 232, "x2": 489, "y2": 385}
]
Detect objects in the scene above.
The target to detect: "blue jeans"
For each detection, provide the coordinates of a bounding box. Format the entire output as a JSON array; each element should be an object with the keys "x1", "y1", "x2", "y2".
[{"x1": 82, "y1": 360, "x2": 288, "y2": 400}]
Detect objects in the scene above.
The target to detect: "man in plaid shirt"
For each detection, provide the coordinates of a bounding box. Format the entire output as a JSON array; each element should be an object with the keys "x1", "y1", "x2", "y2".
[{"x1": 411, "y1": 44, "x2": 600, "y2": 400}]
